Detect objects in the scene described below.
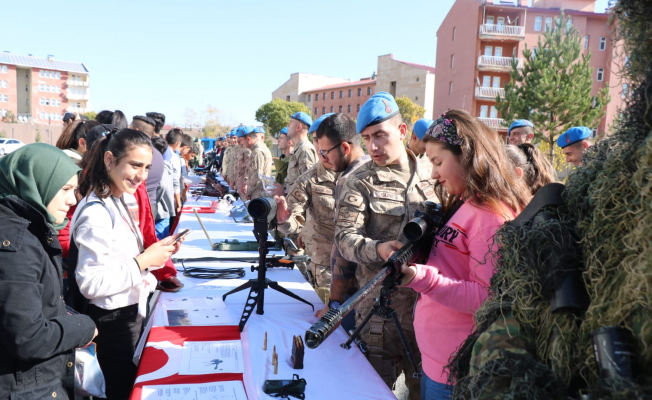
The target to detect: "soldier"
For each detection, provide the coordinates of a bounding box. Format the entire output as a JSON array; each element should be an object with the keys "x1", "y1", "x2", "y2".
[
  {"x1": 241, "y1": 127, "x2": 272, "y2": 200},
  {"x1": 507, "y1": 119, "x2": 535, "y2": 145},
  {"x1": 407, "y1": 118, "x2": 433, "y2": 158},
  {"x1": 235, "y1": 127, "x2": 252, "y2": 200},
  {"x1": 557, "y1": 126, "x2": 593, "y2": 167},
  {"x1": 220, "y1": 131, "x2": 232, "y2": 182},
  {"x1": 275, "y1": 114, "x2": 337, "y2": 303},
  {"x1": 331, "y1": 92, "x2": 437, "y2": 400},
  {"x1": 274, "y1": 127, "x2": 293, "y2": 186},
  {"x1": 284, "y1": 112, "x2": 317, "y2": 193},
  {"x1": 224, "y1": 131, "x2": 238, "y2": 188}
]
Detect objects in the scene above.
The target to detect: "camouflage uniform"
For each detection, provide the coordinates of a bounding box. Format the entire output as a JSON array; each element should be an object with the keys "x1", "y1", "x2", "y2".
[
  {"x1": 284, "y1": 137, "x2": 317, "y2": 193},
  {"x1": 236, "y1": 146, "x2": 251, "y2": 200},
  {"x1": 278, "y1": 162, "x2": 338, "y2": 303},
  {"x1": 334, "y1": 150, "x2": 436, "y2": 400},
  {"x1": 221, "y1": 146, "x2": 232, "y2": 182},
  {"x1": 245, "y1": 140, "x2": 272, "y2": 200}
]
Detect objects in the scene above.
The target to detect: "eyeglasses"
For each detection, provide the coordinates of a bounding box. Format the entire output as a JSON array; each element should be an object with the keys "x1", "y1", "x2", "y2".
[{"x1": 319, "y1": 142, "x2": 347, "y2": 157}]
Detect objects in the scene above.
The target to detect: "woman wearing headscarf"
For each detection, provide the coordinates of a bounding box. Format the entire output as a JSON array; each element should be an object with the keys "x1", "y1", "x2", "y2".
[{"x1": 0, "y1": 143, "x2": 97, "y2": 400}]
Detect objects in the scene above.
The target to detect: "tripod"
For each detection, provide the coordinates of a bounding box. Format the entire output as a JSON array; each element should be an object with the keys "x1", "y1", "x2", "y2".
[
  {"x1": 222, "y1": 219, "x2": 314, "y2": 332},
  {"x1": 341, "y1": 278, "x2": 423, "y2": 379}
]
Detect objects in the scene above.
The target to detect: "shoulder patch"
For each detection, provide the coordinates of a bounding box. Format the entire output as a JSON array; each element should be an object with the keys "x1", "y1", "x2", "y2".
[
  {"x1": 290, "y1": 188, "x2": 307, "y2": 203},
  {"x1": 336, "y1": 207, "x2": 360, "y2": 226},
  {"x1": 342, "y1": 193, "x2": 364, "y2": 208}
]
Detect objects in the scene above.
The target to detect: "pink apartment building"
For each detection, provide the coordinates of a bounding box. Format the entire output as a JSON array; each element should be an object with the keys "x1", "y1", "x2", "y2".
[{"x1": 434, "y1": 0, "x2": 625, "y2": 137}]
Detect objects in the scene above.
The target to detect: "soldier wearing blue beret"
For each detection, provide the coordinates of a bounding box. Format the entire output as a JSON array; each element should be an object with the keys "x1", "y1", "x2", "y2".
[
  {"x1": 557, "y1": 126, "x2": 593, "y2": 166},
  {"x1": 408, "y1": 118, "x2": 434, "y2": 158},
  {"x1": 283, "y1": 112, "x2": 318, "y2": 194},
  {"x1": 507, "y1": 119, "x2": 535, "y2": 145},
  {"x1": 332, "y1": 92, "x2": 437, "y2": 400}
]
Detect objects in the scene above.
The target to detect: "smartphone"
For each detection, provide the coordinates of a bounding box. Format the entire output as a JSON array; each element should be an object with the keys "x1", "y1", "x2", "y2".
[{"x1": 171, "y1": 229, "x2": 191, "y2": 245}]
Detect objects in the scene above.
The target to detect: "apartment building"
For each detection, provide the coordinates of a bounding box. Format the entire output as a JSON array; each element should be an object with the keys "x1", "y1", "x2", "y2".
[
  {"x1": 0, "y1": 52, "x2": 90, "y2": 125},
  {"x1": 434, "y1": 0, "x2": 624, "y2": 136},
  {"x1": 274, "y1": 54, "x2": 436, "y2": 120}
]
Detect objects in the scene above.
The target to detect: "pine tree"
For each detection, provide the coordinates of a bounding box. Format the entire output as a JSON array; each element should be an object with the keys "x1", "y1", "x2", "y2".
[{"x1": 496, "y1": 11, "x2": 610, "y2": 161}]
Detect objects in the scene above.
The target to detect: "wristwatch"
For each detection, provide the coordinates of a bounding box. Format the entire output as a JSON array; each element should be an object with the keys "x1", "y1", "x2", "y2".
[{"x1": 328, "y1": 299, "x2": 342, "y2": 310}]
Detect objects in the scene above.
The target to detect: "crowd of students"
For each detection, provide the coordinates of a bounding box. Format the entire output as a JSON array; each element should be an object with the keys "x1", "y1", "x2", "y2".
[{"x1": 0, "y1": 96, "x2": 594, "y2": 400}]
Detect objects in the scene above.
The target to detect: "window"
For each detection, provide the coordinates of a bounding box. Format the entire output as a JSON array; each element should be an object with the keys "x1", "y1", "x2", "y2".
[
  {"x1": 490, "y1": 106, "x2": 498, "y2": 118},
  {"x1": 348, "y1": 89, "x2": 352, "y2": 97},
  {"x1": 566, "y1": 18, "x2": 573, "y2": 31},
  {"x1": 323, "y1": 92, "x2": 326, "y2": 100},
  {"x1": 367, "y1": 87, "x2": 372, "y2": 95},
  {"x1": 315, "y1": 107, "x2": 318, "y2": 115},
  {"x1": 480, "y1": 105, "x2": 489, "y2": 118},
  {"x1": 484, "y1": 46, "x2": 493, "y2": 56},
  {"x1": 0, "y1": 94, "x2": 6, "y2": 102},
  {"x1": 622, "y1": 83, "x2": 629, "y2": 98},
  {"x1": 451, "y1": 54, "x2": 455, "y2": 68},
  {"x1": 45, "y1": 99, "x2": 50, "y2": 106},
  {"x1": 449, "y1": 81, "x2": 453, "y2": 95},
  {"x1": 492, "y1": 76, "x2": 501, "y2": 88},
  {"x1": 40, "y1": 98, "x2": 44, "y2": 105},
  {"x1": 315, "y1": 93, "x2": 319, "y2": 101},
  {"x1": 532, "y1": 46, "x2": 539, "y2": 59},
  {"x1": 0, "y1": 65, "x2": 6, "y2": 73},
  {"x1": 416, "y1": 77, "x2": 420, "y2": 82},
  {"x1": 339, "y1": 105, "x2": 343, "y2": 112},
  {"x1": 415, "y1": 96, "x2": 419, "y2": 101},
  {"x1": 545, "y1": 17, "x2": 553, "y2": 31},
  {"x1": 39, "y1": 70, "x2": 44, "y2": 77},
  {"x1": 0, "y1": 80, "x2": 6, "y2": 88},
  {"x1": 76, "y1": 102, "x2": 81, "y2": 108},
  {"x1": 331, "y1": 91, "x2": 335, "y2": 99},
  {"x1": 330, "y1": 106, "x2": 334, "y2": 112},
  {"x1": 357, "y1": 88, "x2": 362, "y2": 96},
  {"x1": 599, "y1": 37, "x2": 606, "y2": 51},
  {"x1": 486, "y1": 16, "x2": 494, "y2": 25},
  {"x1": 308, "y1": 94, "x2": 311, "y2": 102},
  {"x1": 453, "y1": 27, "x2": 456, "y2": 41},
  {"x1": 494, "y1": 47, "x2": 503, "y2": 57},
  {"x1": 339, "y1": 90, "x2": 343, "y2": 98},
  {"x1": 596, "y1": 68, "x2": 604, "y2": 81},
  {"x1": 348, "y1": 104, "x2": 352, "y2": 113},
  {"x1": 357, "y1": 104, "x2": 361, "y2": 112},
  {"x1": 323, "y1": 107, "x2": 326, "y2": 114},
  {"x1": 40, "y1": 112, "x2": 45, "y2": 119},
  {"x1": 591, "y1": 128, "x2": 598, "y2": 138},
  {"x1": 584, "y1": 35, "x2": 590, "y2": 49},
  {"x1": 534, "y1": 16, "x2": 542, "y2": 31},
  {"x1": 286, "y1": 95, "x2": 290, "y2": 101},
  {"x1": 56, "y1": 72, "x2": 60, "y2": 79},
  {"x1": 482, "y1": 76, "x2": 491, "y2": 87}
]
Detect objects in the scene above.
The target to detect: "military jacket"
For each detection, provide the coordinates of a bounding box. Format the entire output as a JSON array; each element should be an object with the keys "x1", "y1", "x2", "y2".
[
  {"x1": 285, "y1": 138, "x2": 317, "y2": 192},
  {"x1": 245, "y1": 140, "x2": 272, "y2": 199}
]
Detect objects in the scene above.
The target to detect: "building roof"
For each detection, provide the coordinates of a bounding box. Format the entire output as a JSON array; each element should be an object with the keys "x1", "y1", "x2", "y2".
[
  {"x1": 305, "y1": 79, "x2": 377, "y2": 92},
  {"x1": 0, "y1": 53, "x2": 89, "y2": 73},
  {"x1": 393, "y1": 57, "x2": 436, "y2": 74}
]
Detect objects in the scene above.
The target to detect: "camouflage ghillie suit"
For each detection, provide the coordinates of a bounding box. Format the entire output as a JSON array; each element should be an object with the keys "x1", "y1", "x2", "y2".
[{"x1": 448, "y1": 3, "x2": 652, "y2": 398}]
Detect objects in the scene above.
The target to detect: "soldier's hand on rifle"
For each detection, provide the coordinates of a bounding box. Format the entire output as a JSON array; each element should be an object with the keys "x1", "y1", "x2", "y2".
[
  {"x1": 399, "y1": 263, "x2": 418, "y2": 286},
  {"x1": 377, "y1": 240, "x2": 403, "y2": 261},
  {"x1": 273, "y1": 195, "x2": 291, "y2": 224}
]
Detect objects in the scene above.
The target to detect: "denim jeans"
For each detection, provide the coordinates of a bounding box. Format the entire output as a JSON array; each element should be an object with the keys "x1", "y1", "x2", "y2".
[
  {"x1": 421, "y1": 371, "x2": 452, "y2": 400},
  {"x1": 155, "y1": 218, "x2": 170, "y2": 240}
]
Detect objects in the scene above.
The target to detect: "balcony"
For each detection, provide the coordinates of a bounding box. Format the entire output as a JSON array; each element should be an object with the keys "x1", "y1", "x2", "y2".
[
  {"x1": 67, "y1": 79, "x2": 89, "y2": 87},
  {"x1": 67, "y1": 93, "x2": 89, "y2": 101},
  {"x1": 475, "y1": 86, "x2": 505, "y2": 100},
  {"x1": 479, "y1": 24, "x2": 525, "y2": 40},
  {"x1": 478, "y1": 117, "x2": 507, "y2": 130},
  {"x1": 477, "y1": 56, "x2": 522, "y2": 72},
  {"x1": 67, "y1": 106, "x2": 89, "y2": 113}
]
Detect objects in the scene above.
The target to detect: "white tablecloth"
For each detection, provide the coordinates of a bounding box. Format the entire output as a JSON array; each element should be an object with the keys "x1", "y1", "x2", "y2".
[{"x1": 141, "y1": 195, "x2": 397, "y2": 400}]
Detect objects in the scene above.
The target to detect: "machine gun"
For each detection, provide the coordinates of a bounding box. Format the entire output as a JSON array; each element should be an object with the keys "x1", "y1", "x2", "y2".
[{"x1": 305, "y1": 201, "x2": 455, "y2": 377}]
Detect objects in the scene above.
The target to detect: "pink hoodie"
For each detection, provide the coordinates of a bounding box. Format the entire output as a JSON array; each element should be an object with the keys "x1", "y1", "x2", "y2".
[{"x1": 406, "y1": 200, "x2": 515, "y2": 383}]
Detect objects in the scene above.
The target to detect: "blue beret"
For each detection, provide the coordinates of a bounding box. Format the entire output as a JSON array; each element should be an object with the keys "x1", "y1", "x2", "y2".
[
  {"x1": 279, "y1": 127, "x2": 288, "y2": 136},
  {"x1": 219, "y1": 136, "x2": 226, "y2": 141},
  {"x1": 253, "y1": 127, "x2": 265, "y2": 134},
  {"x1": 290, "y1": 112, "x2": 313, "y2": 128},
  {"x1": 236, "y1": 126, "x2": 254, "y2": 138},
  {"x1": 356, "y1": 92, "x2": 400, "y2": 134},
  {"x1": 228, "y1": 129, "x2": 236, "y2": 137},
  {"x1": 508, "y1": 119, "x2": 534, "y2": 135},
  {"x1": 413, "y1": 118, "x2": 434, "y2": 140},
  {"x1": 309, "y1": 113, "x2": 334, "y2": 134},
  {"x1": 557, "y1": 126, "x2": 592, "y2": 148}
]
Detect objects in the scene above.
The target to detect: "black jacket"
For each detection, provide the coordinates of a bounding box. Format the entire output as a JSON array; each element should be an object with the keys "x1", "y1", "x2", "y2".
[{"x1": 0, "y1": 197, "x2": 96, "y2": 400}]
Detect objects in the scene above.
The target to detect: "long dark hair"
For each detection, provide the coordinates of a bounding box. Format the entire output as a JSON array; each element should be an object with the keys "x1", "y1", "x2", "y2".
[
  {"x1": 111, "y1": 110, "x2": 128, "y2": 129},
  {"x1": 78, "y1": 128, "x2": 152, "y2": 198},
  {"x1": 423, "y1": 109, "x2": 532, "y2": 217},
  {"x1": 56, "y1": 120, "x2": 99, "y2": 150}
]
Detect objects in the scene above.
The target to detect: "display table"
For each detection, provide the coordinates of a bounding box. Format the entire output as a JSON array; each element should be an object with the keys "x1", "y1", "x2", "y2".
[{"x1": 131, "y1": 195, "x2": 397, "y2": 400}]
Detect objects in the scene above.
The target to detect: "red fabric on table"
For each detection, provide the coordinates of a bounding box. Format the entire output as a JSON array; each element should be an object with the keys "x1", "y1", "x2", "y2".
[{"x1": 130, "y1": 326, "x2": 244, "y2": 400}]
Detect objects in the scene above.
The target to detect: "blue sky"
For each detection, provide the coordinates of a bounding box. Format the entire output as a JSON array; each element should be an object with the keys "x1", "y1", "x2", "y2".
[{"x1": 4, "y1": 0, "x2": 609, "y2": 128}]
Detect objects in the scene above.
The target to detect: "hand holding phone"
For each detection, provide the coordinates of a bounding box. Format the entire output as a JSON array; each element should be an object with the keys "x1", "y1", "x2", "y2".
[{"x1": 171, "y1": 229, "x2": 191, "y2": 245}]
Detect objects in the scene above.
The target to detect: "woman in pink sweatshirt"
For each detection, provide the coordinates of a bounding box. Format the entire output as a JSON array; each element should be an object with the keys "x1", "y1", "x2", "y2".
[{"x1": 399, "y1": 110, "x2": 532, "y2": 399}]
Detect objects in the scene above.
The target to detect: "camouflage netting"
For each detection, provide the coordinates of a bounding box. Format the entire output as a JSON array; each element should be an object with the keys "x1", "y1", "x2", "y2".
[{"x1": 446, "y1": 0, "x2": 652, "y2": 398}]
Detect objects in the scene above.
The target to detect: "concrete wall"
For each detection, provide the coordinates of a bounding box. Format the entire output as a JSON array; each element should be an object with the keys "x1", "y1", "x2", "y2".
[
  {"x1": 376, "y1": 54, "x2": 436, "y2": 119},
  {"x1": 0, "y1": 122, "x2": 63, "y2": 145}
]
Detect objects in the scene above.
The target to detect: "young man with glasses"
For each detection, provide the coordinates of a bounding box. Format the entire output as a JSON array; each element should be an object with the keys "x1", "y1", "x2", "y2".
[{"x1": 274, "y1": 114, "x2": 337, "y2": 302}]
